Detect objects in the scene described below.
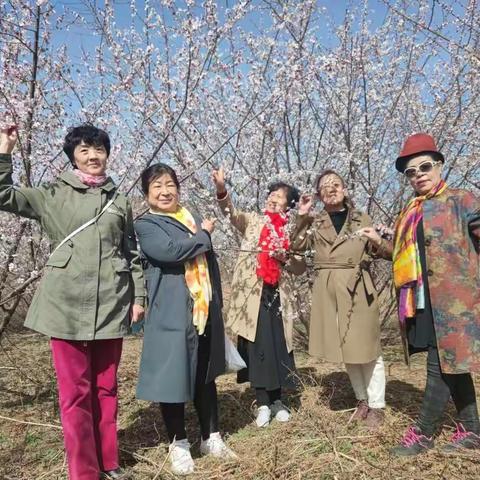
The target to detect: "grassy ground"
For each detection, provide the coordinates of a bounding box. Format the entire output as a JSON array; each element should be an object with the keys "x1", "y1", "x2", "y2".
[{"x1": 1, "y1": 333, "x2": 479, "y2": 480}]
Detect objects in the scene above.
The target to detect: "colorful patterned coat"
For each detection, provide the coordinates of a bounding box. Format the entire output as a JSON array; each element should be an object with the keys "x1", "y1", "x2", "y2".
[{"x1": 389, "y1": 187, "x2": 480, "y2": 374}]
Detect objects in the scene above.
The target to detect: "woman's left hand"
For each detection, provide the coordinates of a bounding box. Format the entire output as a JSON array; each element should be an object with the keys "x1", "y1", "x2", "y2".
[
  {"x1": 357, "y1": 227, "x2": 382, "y2": 247},
  {"x1": 202, "y1": 218, "x2": 217, "y2": 234},
  {"x1": 130, "y1": 303, "x2": 145, "y2": 324},
  {"x1": 271, "y1": 248, "x2": 287, "y2": 263}
]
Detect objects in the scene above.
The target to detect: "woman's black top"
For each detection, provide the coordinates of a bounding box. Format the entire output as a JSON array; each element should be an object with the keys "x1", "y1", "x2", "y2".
[
  {"x1": 328, "y1": 209, "x2": 348, "y2": 234},
  {"x1": 406, "y1": 218, "x2": 437, "y2": 352}
]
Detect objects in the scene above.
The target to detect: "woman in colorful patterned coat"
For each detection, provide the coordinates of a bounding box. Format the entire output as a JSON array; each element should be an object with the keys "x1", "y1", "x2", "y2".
[{"x1": 367, "y1": 133, "x2": 480, "y2": 456}]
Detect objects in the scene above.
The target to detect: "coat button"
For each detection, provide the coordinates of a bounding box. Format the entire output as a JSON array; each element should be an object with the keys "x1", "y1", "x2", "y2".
[
  {"x1": 348, "y1": 258, "x2": 353, "y2": 264},
  {"x1": 424, "y1": 237, "x2": 432, "y2": 246},
  {"x1": 427, "y1": 269, "x2": 434, "y2": 276}
]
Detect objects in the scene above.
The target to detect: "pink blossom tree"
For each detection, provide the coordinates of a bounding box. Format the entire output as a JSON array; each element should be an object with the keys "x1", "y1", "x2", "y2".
[{"x1": 1, "y1": 0, "x2": 480, "y2": 341}]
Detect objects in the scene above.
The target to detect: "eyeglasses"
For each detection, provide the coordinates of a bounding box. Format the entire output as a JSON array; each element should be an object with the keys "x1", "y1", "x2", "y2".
[{"x1": 403, "y1": 160, "x2": 440, "y2": 179}]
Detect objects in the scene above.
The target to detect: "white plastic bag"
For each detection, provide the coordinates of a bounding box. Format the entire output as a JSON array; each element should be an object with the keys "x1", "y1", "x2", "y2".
[{"x1": 225, "y1": 334, "x2": 247, "y2": 373}]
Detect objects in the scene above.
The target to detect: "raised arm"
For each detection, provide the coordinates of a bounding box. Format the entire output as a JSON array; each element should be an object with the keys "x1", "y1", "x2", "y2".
[
  {"x1": 0, "y1": 126, "x2": 47, "y2": 220},
  {"x1": 212, "y1": 166, "x2": 251, "y2": 235},
  {"x1": 135, "y1": 217, "x2": 212, "y2": 266},
  {"x1": 289, "y1": 194, "x2": 315, "y2": 253}
]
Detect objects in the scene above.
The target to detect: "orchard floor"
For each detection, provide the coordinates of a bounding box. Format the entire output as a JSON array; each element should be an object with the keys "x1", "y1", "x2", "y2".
[{"x1": 1, "y1": 333, "x2": 479, "y2": 480}]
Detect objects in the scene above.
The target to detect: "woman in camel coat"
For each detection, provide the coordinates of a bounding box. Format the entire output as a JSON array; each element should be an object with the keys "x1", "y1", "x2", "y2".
[{"x1": 291, "y1": 169, "x2": 391, "y2": 428}]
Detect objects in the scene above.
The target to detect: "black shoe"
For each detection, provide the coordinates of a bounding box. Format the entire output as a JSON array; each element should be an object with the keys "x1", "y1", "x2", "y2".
[
  {"x1": 442, "y1": 424, "x2": 480, "y2": 453},
  {"x1": 390, "y1": 426, "x2": 434, "y2": 457},
  {"x1": 100, "y1": 468, "x2": 131, "y2": 479}
]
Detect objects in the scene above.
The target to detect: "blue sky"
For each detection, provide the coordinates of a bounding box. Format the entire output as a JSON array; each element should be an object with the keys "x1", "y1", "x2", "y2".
[
  {"x1": 51, "y1": 0, "x2": 391, "y2": 66},
  {"x1": 35, "y1": 0, "x2": 466, "y2": 143},
  {"x1": 49, "y1": 0, "x2": 466, "y2": 80}
]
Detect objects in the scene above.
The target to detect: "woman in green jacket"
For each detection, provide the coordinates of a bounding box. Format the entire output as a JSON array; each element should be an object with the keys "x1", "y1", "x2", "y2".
[{"x1": 0, "y1": 124, "x2": 145, "y2": 480}]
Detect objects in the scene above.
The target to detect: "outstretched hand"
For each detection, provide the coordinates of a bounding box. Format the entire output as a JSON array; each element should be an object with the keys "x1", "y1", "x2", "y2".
[
  {"x1": 357, "y1": 227, "x2": 382, "y2": 247},
  {"x1": 202, "y1": 217, "x2": 217, "y2": 234},
  {"x1": 298, "y1": 194, "x2": 313, "y2": 215},
  {"x1": 212, "y1": 166, "x2": 226, "y2": 194},
  {"x1": 0, "y1": 125, "x2": 18, "y2": 154},
  {"x1": 357, "y1": 223, "x2": 393, "y2": 246}
]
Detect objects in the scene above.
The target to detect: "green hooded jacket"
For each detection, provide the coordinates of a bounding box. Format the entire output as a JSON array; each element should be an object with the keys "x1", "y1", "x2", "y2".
[{"x1": 0, "y1": 153, "x2": 145, "y2": 340}]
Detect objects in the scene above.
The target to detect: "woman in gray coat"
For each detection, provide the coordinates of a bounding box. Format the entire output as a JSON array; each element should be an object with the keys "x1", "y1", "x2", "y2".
[{"x1": 135, "y1": 163, "x2": 235, "y2": 476}]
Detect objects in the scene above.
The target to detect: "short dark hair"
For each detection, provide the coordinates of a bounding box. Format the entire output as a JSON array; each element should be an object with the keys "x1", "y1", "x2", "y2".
[
  {"x1": 63, "y1": 123, "x2": 111, "y2": 167},
  {"x1": 267, "y1": 181, "x2": 300, "y2": 209},
  {"x1": 141, "y1": 163, "x2": 180, "y2": 195}
]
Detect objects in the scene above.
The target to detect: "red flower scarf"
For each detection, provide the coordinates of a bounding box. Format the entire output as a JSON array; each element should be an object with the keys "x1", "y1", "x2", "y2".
[{"x1": 256, "y1": 211, "x2": 289, "y2": 286}]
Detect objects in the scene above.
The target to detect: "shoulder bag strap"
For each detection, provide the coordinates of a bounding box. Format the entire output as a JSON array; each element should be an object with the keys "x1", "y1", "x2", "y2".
[{"x1": 51, "y1": 196, "x2": 116, "y2": 254}]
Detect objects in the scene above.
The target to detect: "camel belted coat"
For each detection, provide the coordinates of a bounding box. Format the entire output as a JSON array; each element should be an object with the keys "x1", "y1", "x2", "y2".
[{"x1": 291, "y1": 209, "x2": 390, "y2": 364}]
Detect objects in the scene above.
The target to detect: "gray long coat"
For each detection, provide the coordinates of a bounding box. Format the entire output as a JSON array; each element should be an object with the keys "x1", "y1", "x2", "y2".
[{"x1": 134, "y1": 213, "x2": 226, "y2": 403}]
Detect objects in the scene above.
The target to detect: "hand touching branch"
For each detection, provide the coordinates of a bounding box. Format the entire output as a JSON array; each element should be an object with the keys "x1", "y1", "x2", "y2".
[{"x1": 0, "y1": 125, "x2": 18, "y2": 154}]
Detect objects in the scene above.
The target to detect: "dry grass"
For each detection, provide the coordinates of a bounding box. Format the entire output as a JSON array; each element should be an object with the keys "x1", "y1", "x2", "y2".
[{"x1": 1, "y1": 334, "x2": 480, "y2": 480}]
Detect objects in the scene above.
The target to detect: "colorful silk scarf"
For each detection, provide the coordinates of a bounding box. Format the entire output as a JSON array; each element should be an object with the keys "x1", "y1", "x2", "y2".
[
  {"x1": 155, "y1": 206, "x2": 212, "y2": 335},
  {"x1": 256, "y1": 211, "x2": 289, "y2": 286},
  {"x1": 393, "y1": 180, "x2": 447, "y2": 324}
]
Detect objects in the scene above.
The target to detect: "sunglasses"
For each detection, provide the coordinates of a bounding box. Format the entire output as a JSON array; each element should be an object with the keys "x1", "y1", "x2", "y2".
[{"x1": 403, "y1": 160, "x2": 440, "y2": 179}]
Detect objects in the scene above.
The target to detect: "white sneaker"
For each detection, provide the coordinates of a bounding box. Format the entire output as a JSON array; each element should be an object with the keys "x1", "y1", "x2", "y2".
[
  {"x1": 200, "y1": 432, "x2": 238, "y2": 459},
  {"x1": 168, "y1": 438, "x2": 195, "y2": 475},
  {"x1": 255, "y1": 405, "x2": 271, "y2": 427},
  {"x1": 271, "y1": 400, "x2": 290, "y2": 422}
]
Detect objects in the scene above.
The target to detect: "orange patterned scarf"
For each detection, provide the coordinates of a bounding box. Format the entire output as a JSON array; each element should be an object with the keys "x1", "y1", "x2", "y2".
[{"x1": 156, "y1": 206, "x2": 212, "y2": 335}]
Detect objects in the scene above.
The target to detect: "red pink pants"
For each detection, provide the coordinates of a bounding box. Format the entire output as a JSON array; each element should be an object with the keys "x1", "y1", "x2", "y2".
[{"x1": 50, "y1": 338, "x2": 123, "y2": 480}]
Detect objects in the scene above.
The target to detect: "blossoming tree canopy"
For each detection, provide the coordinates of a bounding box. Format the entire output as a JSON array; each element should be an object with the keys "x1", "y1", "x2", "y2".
[{"x1": 1, "y1": 0, "x2": 480, "y2": 335}]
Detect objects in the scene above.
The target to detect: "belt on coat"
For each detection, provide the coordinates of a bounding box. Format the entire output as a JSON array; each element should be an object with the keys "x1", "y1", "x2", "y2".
[{"x1": 313, "y1": 261, "x2": 376, "y2": 297}]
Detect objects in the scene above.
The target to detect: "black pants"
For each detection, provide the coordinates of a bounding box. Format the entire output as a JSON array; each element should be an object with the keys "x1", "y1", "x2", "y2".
[
  {"x1": 160, "y1": 334, "x2": 218, "y2": 442},
  {"x1": 416, "y1": 347, "x2": 480, "y2": 437},
  {"x1": 255, "y1": 388, "x2": 281, "y2": 407},
  {"x1": 237, "y1": 284, "x2": 297, "y2": 391}
]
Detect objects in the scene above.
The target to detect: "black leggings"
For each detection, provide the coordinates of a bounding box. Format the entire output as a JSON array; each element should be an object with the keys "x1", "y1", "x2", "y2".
[
  {"x1": 160, "y1": 334, "x2": 218, "y2": 442},
  {"x1": 416, "y1": 347, "x2": 480, "y2": 437},
  {"x1": 255, "y1": 388, "x2": 281, "y2": 407}
]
